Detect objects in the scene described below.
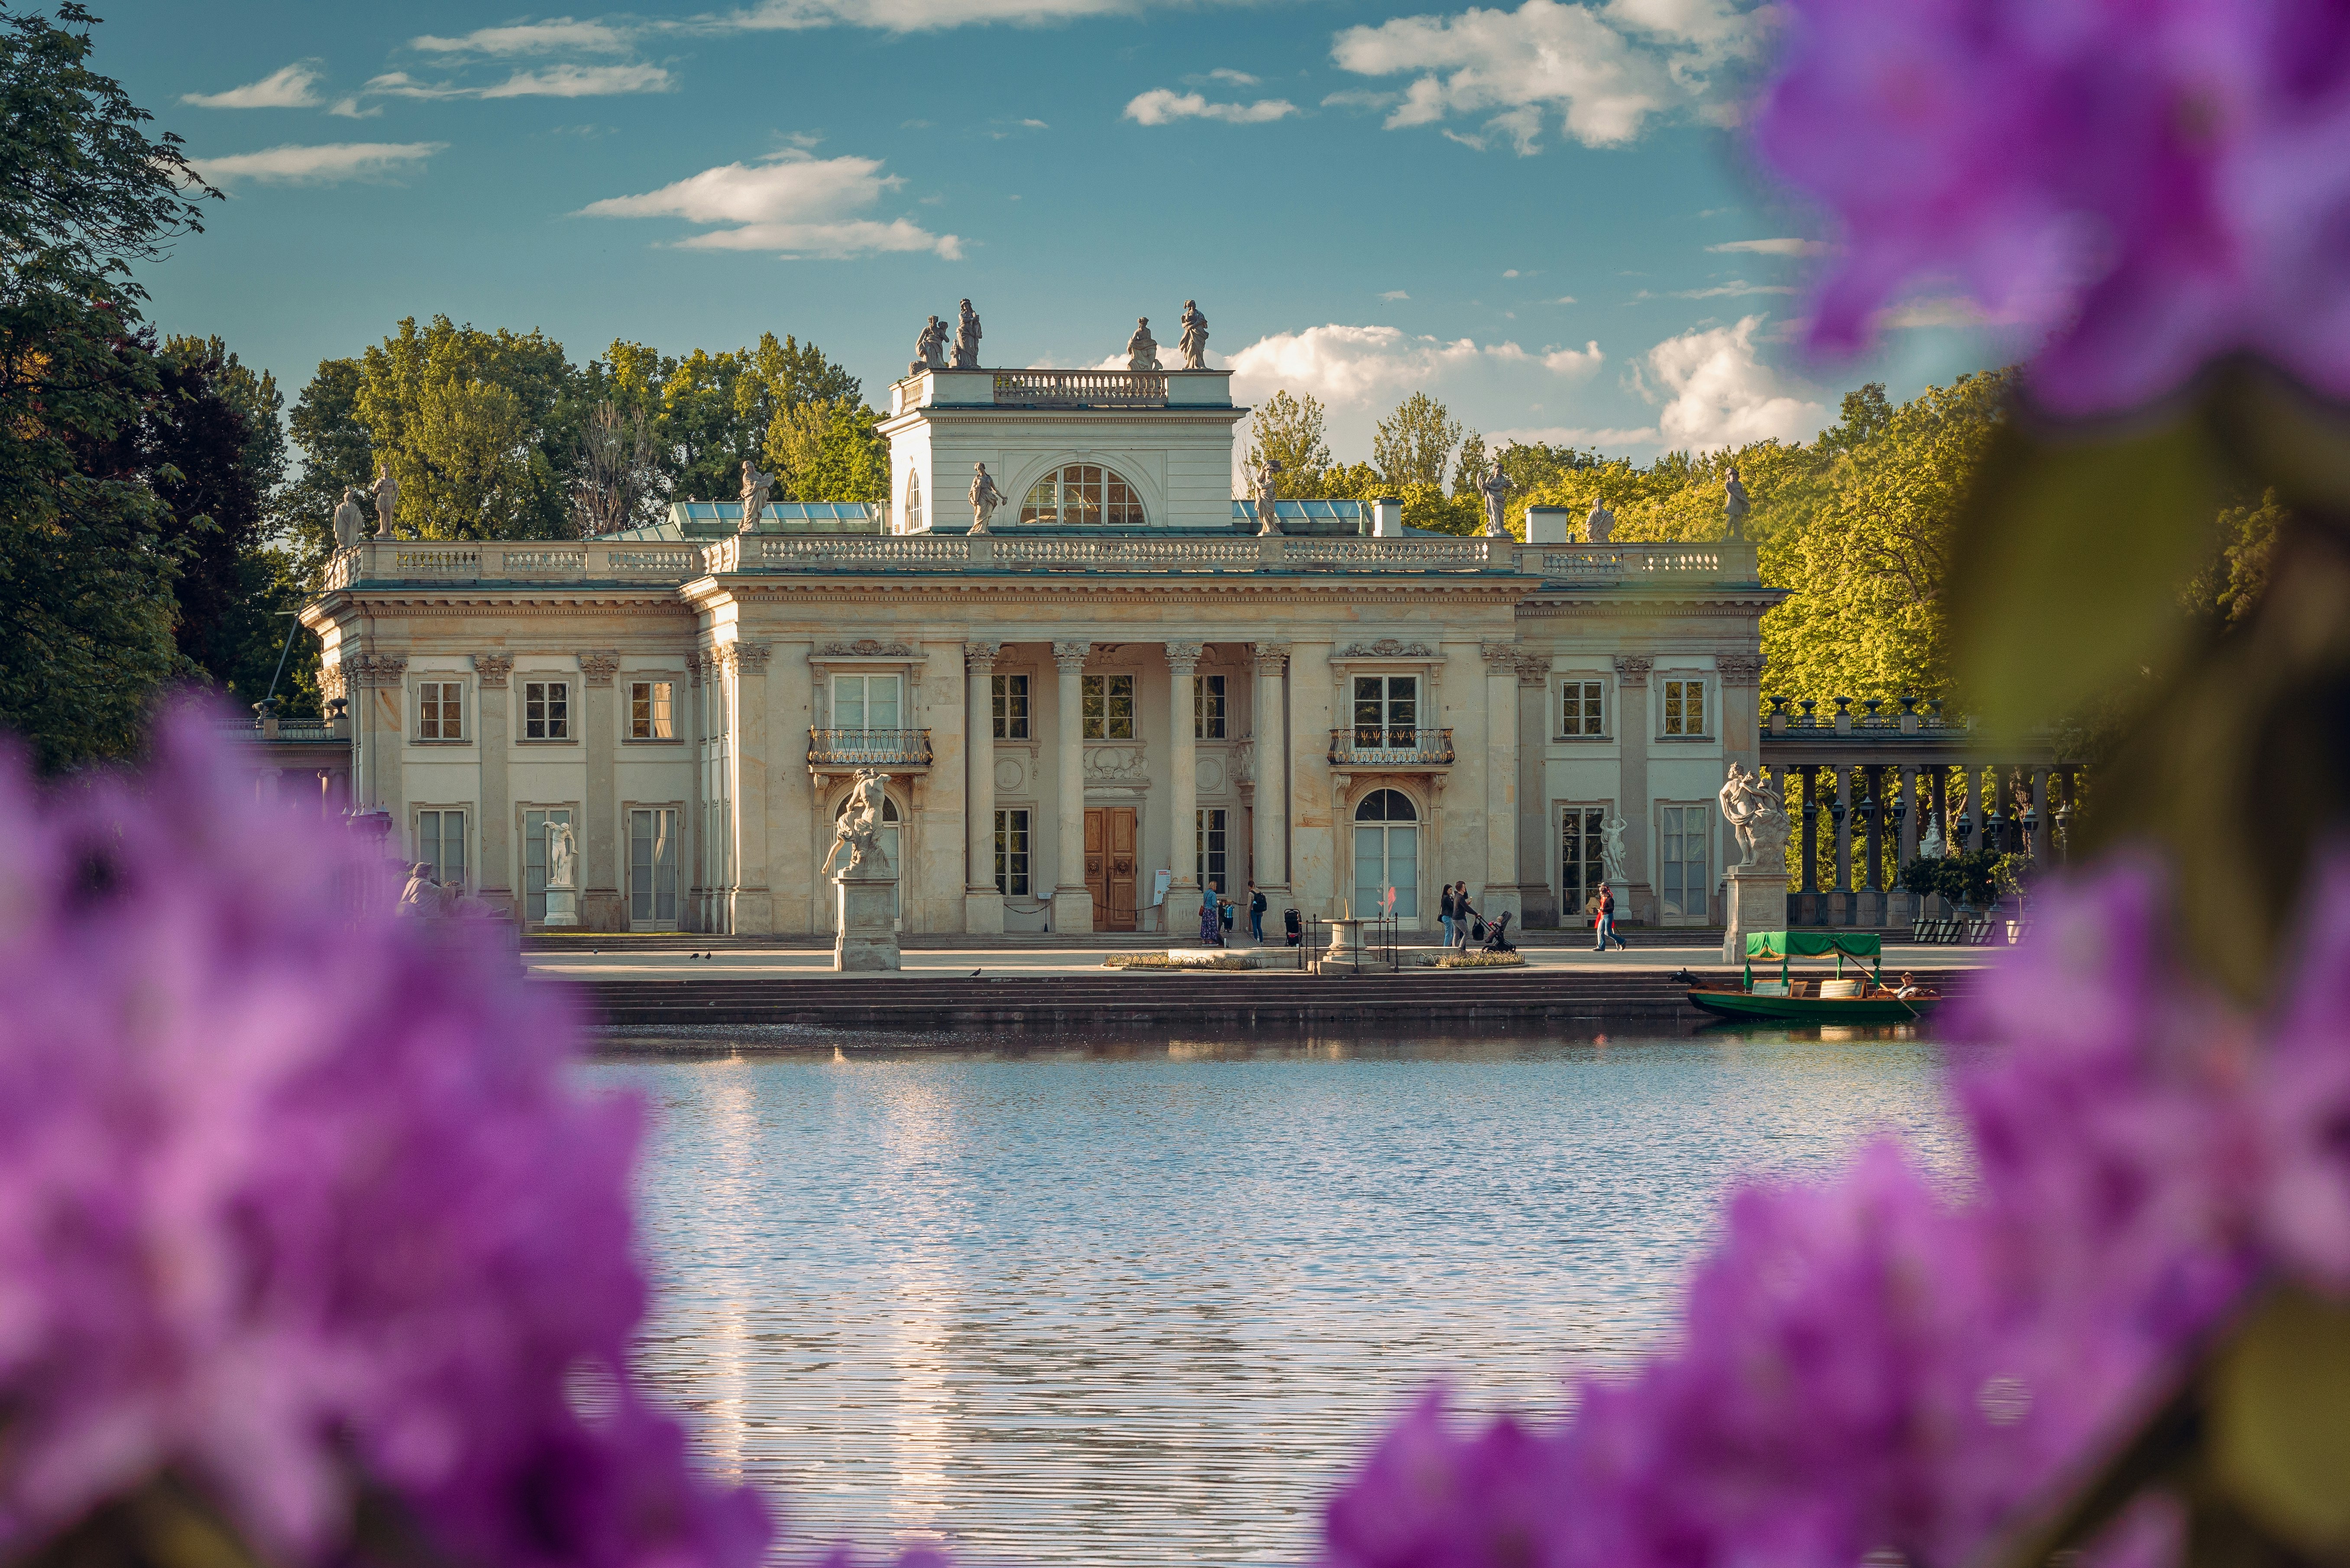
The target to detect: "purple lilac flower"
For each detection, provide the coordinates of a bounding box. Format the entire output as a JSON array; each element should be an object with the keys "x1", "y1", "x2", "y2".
[
  {"x1": 0, "y1": 706, "x2": 769, "y2": 1568},
  {"x1": 1751, "y1": 0, "x2": 2350, "y2": 414}
]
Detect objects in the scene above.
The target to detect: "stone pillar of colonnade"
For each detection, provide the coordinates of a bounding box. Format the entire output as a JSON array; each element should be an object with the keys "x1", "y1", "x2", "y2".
[
  {"x1": 1166, "y1": 641, "x2": 1203, "y2": 912},
  {"x1": 1799, "y1": 766, "x2": 1819, "y2": 898},
  {"x1": 2030, "y1": 767, "x2": 2051, "y2": 860},
  {"x1": 963, "y1": 641, "x2": 1003, "y2": 934},
  {"x1": 1613, "y1": 654, "x2": 1654, "y2": 922},
  {"x1": 475, "y1": 653, "x2": 514, "y2": 919},
  {"x1": 1479, "y1": 642, "x2": 1522, "y2": 928},
  {"x1": 363, "y1": 652, "x2": 407, "y2": 825},
  {"x1": 1251, "y1": 641, "x2": 1291, "y2": 906},
  {"x1": 1515, "y1": 653, "x2": 1554, "y2": 927},
  {"x1": 1832, "y1": 765, "x2": 1852, "y2": 925},
  {"x1": 1050, "y1": 640, "x2": 1094, "y2": 933},
  {"x1": 723, "y1": 643, "x2": 773, "y2": 934}
]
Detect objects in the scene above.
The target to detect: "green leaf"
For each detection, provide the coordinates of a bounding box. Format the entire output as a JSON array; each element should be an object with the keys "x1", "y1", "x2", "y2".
[{"x1": 2210, "y1": 1285, "x2": 2350, "y2": 1554}]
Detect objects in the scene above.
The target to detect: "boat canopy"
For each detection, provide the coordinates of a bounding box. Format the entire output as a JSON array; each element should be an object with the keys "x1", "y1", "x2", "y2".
[{"x1": 1745, "y1": 931, "x2": 1883, "y2": 960}]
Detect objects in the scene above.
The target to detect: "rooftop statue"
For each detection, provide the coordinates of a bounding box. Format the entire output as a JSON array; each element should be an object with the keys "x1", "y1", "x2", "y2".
[
  {"x1": 1474, "y1": 461, "x2": 1514, "y2": 539},
  {"x1": 1723, "y1": 464, "x2": 1751, "y2": 540},
  {"x1": 1253, "y1": 458, "x2": 1282, "y2": 537},
  {"x1": 910, "y1": 314, "x2": 948, "y2": 377},
  {"x1": 333, "y1": 486, "x2": 367, "y2": 550},
  {"x1": 739, "y1": 459, "x2": 774, "y2": 533},
  {"x1": 1585, "y1": 496, "x2": 1615, "y2": 543},
  {"x1": 969, "y1": 462, "x2": 1006, "y2": 535},
  {"x1": 951, "y1": 299, "x2": 983, "y2": 369},
  {"x1": 1126, "y1": 317, "x2": 1162, "y2": 373},
  {"x1": 371, "y1": 465, "x2": 399, "y2": 537},
  {"x1": 1178, "y1": 301, "x2": 1209, "y2": 370}
]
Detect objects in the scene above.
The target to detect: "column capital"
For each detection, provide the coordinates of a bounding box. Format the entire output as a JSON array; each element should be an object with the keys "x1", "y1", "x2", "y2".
[
  {"x1": 963, "y1": 640, "x2": 1002, "y2": 675},
  {"x1": 473, "y1": 653, "x2": 513, "y2": 690},
  {"x1": 1251, "y1": 640, "x2": 1291, "y2": 673},
  {"x1": 353, "y1": 653, "x2": 407, "y2": 689},
  {"x1": 724, "y1": 642, "x2": 772, "y2": 674},
  {"x1": 1515, "y1": 653, "x2": 1551, "y2": 688},
  {"x1": 577, "y1": 650, "x2": 621, "y2": 688},
  {"x1": 1052, "y1": 639, "x2": 1091, "y2": 673},
  {"x1": 1480, "y1": 640, "x2": 1520, "y2": 675},
  {"x1": 1716, "y1": 652, "x2": 1766, "y2": 688},
  {"x1": 1164, "y1": 640, "x2": 1203, "y2": 673},
  {"x1": 1613, "y1": 653, "x2": 1653, "y2": 686}
]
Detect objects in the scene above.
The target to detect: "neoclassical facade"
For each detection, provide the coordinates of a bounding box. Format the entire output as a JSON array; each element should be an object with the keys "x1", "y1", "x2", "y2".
[{"x1": 305, "y1": 364, "x2": 1780, "y2": 934}]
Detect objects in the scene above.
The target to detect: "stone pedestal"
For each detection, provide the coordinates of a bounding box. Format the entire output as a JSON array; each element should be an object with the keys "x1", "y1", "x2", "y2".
[
  {"x1": 1722, "y1": 867, "x2": 1789, "y2": 963},
  {"x1": 834, "y1": 873, "x2": 902, "y2": 972},
  {"x1": 543, "y1": 885, "x2": 579, "y2": 928}
]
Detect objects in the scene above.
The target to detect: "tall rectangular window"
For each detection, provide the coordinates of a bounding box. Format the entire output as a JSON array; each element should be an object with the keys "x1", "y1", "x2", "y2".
[
  {"x1": 524, "y1": 681, "x2": 569, "y2": 740},
  {"x1": 630, "y1": 681, "x2": 674, "y2": 740},
  {"x1": 628, "y1": 808, "x2": 680, "y2": 925},
  {"x1": 417, "y1": 682, "x2": 463, "y2": 741},
  {"x1": 1562, "y1": 807, "x2": 1607, "y2": 917},
  {"x1": 1194, "y1": 674, "x2": 1226, "y2": 739},
  {"x1": 1196, "y1": 807, "x2": 1228, "y2": 893},
  {"x1": 1082, "y1": 673, "x2": 1134, "y2": 739},
  {"x1": 1560, "y1": 680, "x2": 1604, "y2": 737},
  {"x1": 1661, "y1": 804, "x2": 1711, "y2": 921},
  {"x1": 1352, "y1": 675, "x2": 1418, "y2": 747},
  {"x1": 415, "y1": 809, "x2": 466, "y2": 887},
  {"x1": 992, "y1": 673, "x2": 1030, "y2": 739},
  {"x1": 1663, "y1": 679, "x2": 1706, "y2": 736},
  {"x1": 994, "y1": 808, "x2": 1031, "y2": 895},
  {"x1": 832, "y1": 674, "x2": 902, "y2": 734}
]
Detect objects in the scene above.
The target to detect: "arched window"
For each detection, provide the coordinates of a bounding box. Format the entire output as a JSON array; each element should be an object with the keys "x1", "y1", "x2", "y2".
[
  {"x1": 904, "y1": 469, "x2": 923, "y2": 533},
  {"x1": 1352, "y1": 789, "x2": 1420, "y2": 918},
  {"x1": 1020, "y1": 463, "x2": 1144, "y2": 527}
]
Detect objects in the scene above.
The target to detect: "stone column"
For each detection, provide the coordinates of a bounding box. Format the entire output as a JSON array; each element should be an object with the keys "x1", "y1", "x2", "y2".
[
  {"x1": 964, "y1": 641, "x2": 1004, "y2": 933},
  {"x1": 727, "y1": 643, "x2": 774, "y2": 934},
  {"x1": 2030, "y1": 767, "x2": 2050, "y2": 859},
  {"x1": 684, "y1": 653, "x2": 709, "y2": 933},
  {"x1": 1800, "y1": 766, "x2": 1819, "y2": 896},
  {"x1": 475, "y1": 653, "x2": 515, "y2": 919},
  {"x1": 1718, "y1": 653, "x2": 1766, "y2": 793},
  {"x1": 1613, "y1": 655, "x2": 1654, "y2": 922},
  {"x1": 1831, "y1": 765, "x2": 1853, "y2": 924},
  {"x1": 1251, "y1": 641, "x2": 1291, "y2": 903},
  {"x1": 1050, "y1": 639, "x2": 1094, "y2": 932},
  {"x1": 1515, "y1": 653, "x2": 1554, "y2": 926},
  {"x1": 577, "y1": 651, "x2": 624, "y2": 931},
  {"x1": 1479, "y1": 641, "x2": 1522, "y2": 926},
  {"x1": 365, "y1": 653, "x2": 407, "y2": 828},
  {"x1": 1166, "y1": 641, "x2": 1203, "y2": 907}
]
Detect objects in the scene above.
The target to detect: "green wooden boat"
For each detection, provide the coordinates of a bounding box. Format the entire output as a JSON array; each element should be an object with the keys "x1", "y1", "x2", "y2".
[{"x1": 1683, "y1": 931, "x2": 1943, "y2": 1023}]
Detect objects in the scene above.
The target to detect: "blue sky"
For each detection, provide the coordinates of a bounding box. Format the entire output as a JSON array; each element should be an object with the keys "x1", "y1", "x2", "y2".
[{"x1": 105, "y1": 0, "x2": 2008, "y2": 467}]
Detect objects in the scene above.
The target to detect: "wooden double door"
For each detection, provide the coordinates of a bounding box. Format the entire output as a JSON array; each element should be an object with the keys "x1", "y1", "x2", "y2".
[{"x1": 1084, "y1": 807, "x2": 1138, "y2": 931}]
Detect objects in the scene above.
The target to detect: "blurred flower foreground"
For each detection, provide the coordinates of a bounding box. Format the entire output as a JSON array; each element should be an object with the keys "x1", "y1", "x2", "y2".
[{"x1": 0, "y1": 710, "x2": 770, "y2": 1568}]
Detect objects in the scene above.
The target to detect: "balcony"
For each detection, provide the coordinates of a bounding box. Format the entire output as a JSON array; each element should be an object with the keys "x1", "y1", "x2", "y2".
[
  {"x1": 808, "y1": 727, "x2": 933, "y2": 776},
  {"x1": 1327, "y1": 726, "x2": 1456, "y2": 771}
]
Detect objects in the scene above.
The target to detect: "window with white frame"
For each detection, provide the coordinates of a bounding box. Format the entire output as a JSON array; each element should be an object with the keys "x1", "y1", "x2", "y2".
[
  {"x1": 992, "y1": 673, "x2": 1029, "y2": 739},
  {"x1": 1194, "y1": 674, "x2": 1226, "y2": 739},
  {"x1": 1082, "y1": 673, "x2": 1134, "y2": 739},
  {"x1": 1560, "y1": 679, "x2": 1604, "y2": 737},
  {"x1": 994, "y1": 808, "x2": 1031, "y2": 895},
  {"x1": 628, "y1": 808, "x2": 680, "y2": 925},
  {"x1": 1020, "y1": 463, "x2": 1145, "y2": 527},
  {"x1": 905, "y1": 469, "x2": 923, "y2": 532},
  {"x1": 1663, "y1": 678, "x2": 1707, "y2": 737},
  {"x1": 832, "y1": 673, "x2": 902, "y2": 735},
  {"x1": 523, "y1": 681, "x2": 569, "y2": 740},
  {"x1": 630, "y1": 680, "x2": 674, "y2": 740},
  {"x1": 417, "y1": 681, "x2": 464, "y2": 741},
  {"x1": 1197, "y1": 807, "x2": 1228, "y2": 893},
  {"x1": 415, "y1": 808, "x2": 466, "y2": 887}
]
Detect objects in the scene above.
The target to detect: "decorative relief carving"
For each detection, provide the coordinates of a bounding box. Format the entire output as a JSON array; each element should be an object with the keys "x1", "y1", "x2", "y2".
[
  {"x1": 1164, "y1": 639, "x2": 1204, "y2": 672},
  {"x1": 473, "y1": 653, "x2": 513, "y2": 689},
  {"x1": 1614, "y1": 653, "x2": 1654, "y2": 687},
  {"x1": 993, "y1": 756, "x2": 1024, "y2": 793},
  {"x1": 1251, "y1": 640, "x2": 1291, "y2": 674},
  {"x1": 1480, "y1": 641, "x2": 1521, "y2": 673},
  {"x1": 352, "y1": 653, "x2": 407, "y2": 689},
  {"x1": 963, "y1": 640, "x2": 1001, "y2": 675},
  {"x1": 1233, "y1": 739, "x2": 1255, "y2": 786},
  {"x1": 1052, "y1": 639, "x2": 1091, "y2": 673},
  {"x1": 1196, "y1": 757, "x2": 1225, "y2": 794},
  {"x1": 730, "y1": 643, "x2": 772, "y2": 672},
  {"x1": 821, "y1": 639, "x2": 918, "y2": 658},
  {"x1": 1339, "y1": 638, "x2": 1435, "y2": 658},
  {"x1": 319, "y1": 663, "x2": 346, "y2": 704},
  {"x1": 1516, "y1": 653, "x2": 1552, "y2": 688},
  {"x1": 1716, "y1": 652, "x2": 1767, "y2": 687},
  {"x1": 577, "y1": 650, "x2": 621, "y2": 687},
  {"x1": 1084, "y1": 742, "x2": 1148, "y2": 783}
]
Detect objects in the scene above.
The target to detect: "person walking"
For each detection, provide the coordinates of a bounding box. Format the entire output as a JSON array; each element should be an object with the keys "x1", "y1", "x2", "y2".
[
  {"x1": 1248, "y1": 880, "x2": 1267, "y2": 944},
  {"x1": 1199, "y1": 880, "x2": 1223, "y2": 947},
  {"x1": 1439, "y1": 882, "x2": 1457, "y2": 947},
  {"x1": 1453, "y1": 882, "x2": 1476, "y2": 950},
  {"x1": 1594, "y1": 883, "x2": 1628, "y2": 951}
]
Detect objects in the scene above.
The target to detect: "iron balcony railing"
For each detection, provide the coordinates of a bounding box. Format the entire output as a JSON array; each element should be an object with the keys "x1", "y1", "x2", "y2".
[
  {"x1": 807, "y1": 727, "x2": 933, "y2": 769},
  {"x1": 1327, "y1": 726, "x2": 1456, "y2": 767}
]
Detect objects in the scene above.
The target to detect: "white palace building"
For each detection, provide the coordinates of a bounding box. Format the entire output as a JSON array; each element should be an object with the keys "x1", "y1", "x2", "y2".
[{"x1": 304, "y1": 352, "x2": 1784, "y2": 936}]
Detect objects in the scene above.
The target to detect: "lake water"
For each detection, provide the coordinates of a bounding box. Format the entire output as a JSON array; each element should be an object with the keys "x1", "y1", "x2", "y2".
[{"x1": 590, "y1": 1028, "x2": 1974, "y2": 1568}]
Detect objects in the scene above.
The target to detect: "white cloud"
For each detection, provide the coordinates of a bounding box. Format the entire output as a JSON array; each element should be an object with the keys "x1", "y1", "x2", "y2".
[
  {"x1": 1490, "y1": 423, "x2": 1660, "y2": 448},
  {"x1": 1124, "y1": 89, "x2": 1298, "y2": 125},
  {"x1": 181, "y1": 63, "x2": 323, "y2": 110},
  {"x1": 1207, "y1": 67, "x2": 1260, "y2": 85},
  {"x1": 1378, "y1": 290, "x2": 1410, "y2": 301},
  {"x1": 411, "y1": 19, "x2": 634, "y2": 54},
  {"x1": 1636, "y1": 315, "x2": 1825, "y2": 451},
  {"x1": 1708, "y1": 237, "x2": 1830, "y2": 257},
  {"x1": 580, "y1": 149, "x2": 961, "y2": 259},
  {"x1": 188, "y1": 141, "x2": 447, "y2": 185},
  {"x1": 326, "y1": 96, "x2": 380, "y2": 118},
  {"x1": 368, "y1": 64, "x2": 671, "y2": 100},
  {"x1": 1552, "y1": 294, "x2": 1578, "y2": 304},
  {"x1": 706, "y1": 0, "x2": 1133, "y2": 30},
  {"x1": 1653, "y1": 279, "x2": 1798, "y2": 299},
  {"x1": 1330, "y1": 0, "x2": 1767, "y2": 152}
]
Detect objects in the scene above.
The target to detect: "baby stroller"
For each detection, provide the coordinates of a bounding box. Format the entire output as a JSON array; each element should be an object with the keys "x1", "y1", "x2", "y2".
[{"x1": 1480, "y1": 910, "x2": 1516, "y2": 954}]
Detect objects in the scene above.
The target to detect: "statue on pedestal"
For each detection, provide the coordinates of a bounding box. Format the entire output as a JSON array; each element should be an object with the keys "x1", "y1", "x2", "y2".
[
  {"x1": 1719, "y1": 763, "x2": 1790, "y2": 867},
  {"x1": 969, "y1": 462, "x2": 1006, "y2": 535},
  {"x1": 371, "y1": 466, "x2": 400, "y2": 537},
  {"x1": 952, "y1": 299, "x2": 983, "y2": 369},
  {"x1": 1474, "y1": 462, "x2": 1514, "y2": 539},
  {"x1": 1585, "y1": 496, "x2": 1615, "y2": 543},
  {"x1": 1178, "y1": 300, "x2": 1209, "y2": 369},
  {"x1": 826, "y1": 768, "x2": 895, "y2": 878},
  {"x1": 738, "y1": 459, "x2": 774, "y2": 532},
  {"x1": 1252, "y1": 459, "x2": 1282, "y2": 537},
  {"x1": 1126, "y1": 317, "x2": 1162, "y2": 372},
  {"x1": 1600, "y1": 815, "x2": 1629, "y2": 884},
  {"x1": 333, "y1": 486, "x2": 368, "y2": 550},
  {"x1": 547, "y1": 822, "x2": 578, "y2": 890},
  {"x1": 910, "y1": 315, "x2": 948, "y2": 376},
  {"x1": 1723, "y1": 465, "x2": 1751, "y2": 540},
  {"x1": 1920, "y1": 818, "x2": 1946, "y2": 859}
]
